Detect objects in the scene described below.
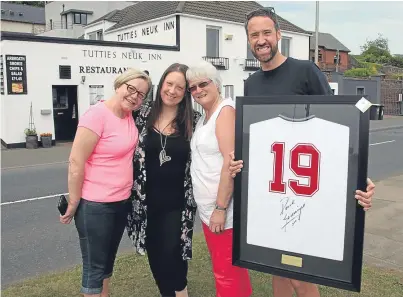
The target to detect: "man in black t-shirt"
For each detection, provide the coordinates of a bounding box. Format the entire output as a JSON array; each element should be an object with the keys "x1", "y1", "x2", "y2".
[{"x1": 230, "y1": 7, "x2": 375, "y2": 297}]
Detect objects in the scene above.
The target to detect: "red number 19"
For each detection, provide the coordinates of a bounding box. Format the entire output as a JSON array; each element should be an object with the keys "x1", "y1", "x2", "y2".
[{"x1": 269, "y1": 142, "x2": 321, "y2": 197}]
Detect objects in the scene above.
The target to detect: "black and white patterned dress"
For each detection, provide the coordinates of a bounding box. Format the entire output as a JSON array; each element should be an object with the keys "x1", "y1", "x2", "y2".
[{"x1": 126, "y1": 99, "x2": 201, "y2": 260}]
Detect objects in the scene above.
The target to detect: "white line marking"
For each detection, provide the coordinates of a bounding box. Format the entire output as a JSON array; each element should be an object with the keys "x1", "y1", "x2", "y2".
[
  {"x1": 369, "y1": 140, "x2": 396, "y2": 146},
  {"x1": 1, "y1": 161, "x2": 68, "y2": 170},
  {"x1": 0, "y1": 193, "x2": 69, "y2": 206}
]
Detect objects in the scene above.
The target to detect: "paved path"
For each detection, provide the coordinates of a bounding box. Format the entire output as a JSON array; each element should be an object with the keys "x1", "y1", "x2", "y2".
[{"x1": 363, "y1": 174, "x2": 403, "y2": 272}]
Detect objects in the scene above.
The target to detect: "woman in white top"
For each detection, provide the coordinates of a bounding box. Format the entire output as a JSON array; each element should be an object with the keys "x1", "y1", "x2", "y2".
[{"x1": 186, "y1": 61, "x2": 252, "y2": 297}]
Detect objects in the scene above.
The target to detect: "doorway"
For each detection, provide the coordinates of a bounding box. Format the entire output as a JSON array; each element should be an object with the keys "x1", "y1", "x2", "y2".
[{"x1": 52, "y1": 85, "x2": 78, "y2": 141}]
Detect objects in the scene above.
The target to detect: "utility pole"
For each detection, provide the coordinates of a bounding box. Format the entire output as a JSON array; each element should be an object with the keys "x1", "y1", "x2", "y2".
[
  {"x1": 336, "y1": 49, "x2": 340, "y2": 72},
  {"x1": 314, "y1": 1, "x2": 319, "y2": 65}
]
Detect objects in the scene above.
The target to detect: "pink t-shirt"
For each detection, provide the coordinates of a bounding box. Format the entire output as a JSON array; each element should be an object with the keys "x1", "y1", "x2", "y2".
[{"x1": 77, "y1": 102, "x2": 138, "y2": 203}]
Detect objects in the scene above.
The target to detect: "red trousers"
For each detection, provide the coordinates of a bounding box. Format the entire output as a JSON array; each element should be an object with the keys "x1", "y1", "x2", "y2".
[{"x1": 202, "y1": 223, "x2": 252, "y2": 297}]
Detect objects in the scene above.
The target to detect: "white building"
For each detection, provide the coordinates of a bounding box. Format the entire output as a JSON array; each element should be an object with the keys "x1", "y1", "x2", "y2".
[
  {"x1": 0, "y1": 1, "x2": 311, "y2": 148},
  {"x1": 38, "y1": 1, "x2": 134, "y2": 38}
]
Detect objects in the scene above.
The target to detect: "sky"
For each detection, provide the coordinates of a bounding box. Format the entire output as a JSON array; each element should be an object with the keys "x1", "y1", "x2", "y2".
[{"x1": 259, "y1": 1, "x2": 403, "y2": 55}]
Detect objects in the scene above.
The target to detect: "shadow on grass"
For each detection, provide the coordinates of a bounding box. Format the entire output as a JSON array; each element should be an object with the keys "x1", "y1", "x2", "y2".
[{"x1": 2, "y1": 234, "x2": 403, "y2": 297}]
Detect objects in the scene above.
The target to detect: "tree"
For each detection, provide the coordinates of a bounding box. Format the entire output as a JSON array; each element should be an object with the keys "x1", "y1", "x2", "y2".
[
  {"x1": 3, "y1": 1, "x2": 45, "y2": 7},
  {"x1": 359, "y1": 34, "x2": 392, "y2": 65}
]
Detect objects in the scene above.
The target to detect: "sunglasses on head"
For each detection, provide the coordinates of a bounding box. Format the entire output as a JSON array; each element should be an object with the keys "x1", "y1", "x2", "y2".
[
  {"x1": 125, "y1": 83, "x2": 146, "y2": 100},
  {"x1": 245, "y1": 7, "x2": 279, "y2": 26},
  {"x1": 188, "y1": 80, "x2": 212, "y2": 93}
]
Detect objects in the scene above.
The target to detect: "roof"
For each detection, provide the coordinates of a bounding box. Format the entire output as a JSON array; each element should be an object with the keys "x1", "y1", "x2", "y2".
[
  {"x1": 103, "y1": 1, "x2": 310, "y2": 35},
  {"x1": 60, "y1": 9, "x2": 93, "y2": 16},
  {"x1": 309, "y1": 32, "x2": 350, "y2": 52},
  {"x1": 87, "y1": 9, "x2": 127, "y2": 26},
  {"x1": 0, "y1": 2, "x2": 45, "y2": 25}
]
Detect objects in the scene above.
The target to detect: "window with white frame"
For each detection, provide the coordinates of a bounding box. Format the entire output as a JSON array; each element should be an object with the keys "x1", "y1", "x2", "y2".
[
  {"x1": 206, "y1": 27, "x2": 220, "y2": 57},
  {"x1": 224, "y1": 85, "x2": 234, "y2": 99},
  {"x1": 281, "y1": 37, "x2": 291, "y2": 57}
]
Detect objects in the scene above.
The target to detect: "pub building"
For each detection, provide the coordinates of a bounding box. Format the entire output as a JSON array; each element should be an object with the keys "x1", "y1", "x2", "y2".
[{"x1": 0, "y1": 1, "x2": 311, "y2": 148}]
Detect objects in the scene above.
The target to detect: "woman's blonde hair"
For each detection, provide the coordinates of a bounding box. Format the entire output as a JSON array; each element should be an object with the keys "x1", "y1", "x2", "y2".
[{"x1": 114, "y1": 68, "x2": 152, "y2": 92}]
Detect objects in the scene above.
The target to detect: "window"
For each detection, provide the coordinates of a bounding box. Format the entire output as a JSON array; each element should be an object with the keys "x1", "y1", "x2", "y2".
[
  {"x1": 224, "y1": 85, "x2": 234, "y2": 99},
  {"x1": 88, "y1": 30, "x2": 103, "y2": 40},
  {"x1": 74, "y1": 13, "x2": 88, "y2": 25},
  {"x1": 81, "y1": 14, "x2": 87, "y2": 25},
  {"x1": 52, "y1": 87, "x2": 68, "y2": 110},
  {"x1": 96, "y1": 30, "x2": 103, "y2": 40},
  {"x1": 356, "y1": 87, "x2": 365, "y2": 95},
  {"x1": 206, "y1": 27, "x2": 220, "y2": 57},
  {"x1": 59, "y1": 65, "x2": 71, "y2": 79},
  {"x1": 281, "y1": 38, "x2": 291, "y2": 57},
  {"x1": 247, "y1": 43, "x2": 255, "y2": 59}
]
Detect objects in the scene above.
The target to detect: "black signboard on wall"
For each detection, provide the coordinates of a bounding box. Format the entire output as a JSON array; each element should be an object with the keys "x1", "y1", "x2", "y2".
[{"x1": 5, "y1": 55, "x2": 27, "y2": 95}]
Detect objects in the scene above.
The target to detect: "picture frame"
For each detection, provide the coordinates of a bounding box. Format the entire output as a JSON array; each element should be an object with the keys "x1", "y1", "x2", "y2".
[{"x1": 232, "y1": 95, "x2": 370, "y2": 292}]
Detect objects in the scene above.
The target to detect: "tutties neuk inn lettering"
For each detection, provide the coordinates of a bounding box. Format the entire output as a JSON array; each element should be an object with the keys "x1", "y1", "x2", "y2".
[
  {"x1": 79, "y1": 49, "x2": 162, "y2": 74},
  {"x1": 117, "y1": 20, "x2": 175, "y2": 42}
]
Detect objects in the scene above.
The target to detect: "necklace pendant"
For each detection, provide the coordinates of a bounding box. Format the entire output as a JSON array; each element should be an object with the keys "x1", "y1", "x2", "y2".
[{"x1": 159, "y1": 149, "x2": 172, "y2": 166}]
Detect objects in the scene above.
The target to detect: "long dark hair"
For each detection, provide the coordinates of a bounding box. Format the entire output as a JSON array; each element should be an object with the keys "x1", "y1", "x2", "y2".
[{"x1": 147, "y1": 63, "x2": 194, "y2": 140}]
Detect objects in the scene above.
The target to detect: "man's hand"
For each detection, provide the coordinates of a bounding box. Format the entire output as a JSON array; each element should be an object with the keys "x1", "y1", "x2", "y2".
[
  {"x1": 60, "y1": 203, "x2": 78, "y2": 224},
  {"x1": 209, "y1": 209, "x2": 226, "y2": 234},
  {"x1": 356, "y1": 178, "x2": 375, "y2": 211},
  {"x1": 229, "y1": 151, "x2": 243, "y2": 178}
]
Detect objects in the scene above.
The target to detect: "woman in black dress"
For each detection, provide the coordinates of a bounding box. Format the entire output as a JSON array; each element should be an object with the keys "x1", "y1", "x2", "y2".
[{"x1": 126, "y1": 63, "x2": 201, "y2": 297}]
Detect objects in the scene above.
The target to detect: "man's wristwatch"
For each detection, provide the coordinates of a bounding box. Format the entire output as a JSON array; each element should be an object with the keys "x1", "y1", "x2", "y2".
[{"x1": 215, "y1": 204, "x2": 227, "y2": 211}]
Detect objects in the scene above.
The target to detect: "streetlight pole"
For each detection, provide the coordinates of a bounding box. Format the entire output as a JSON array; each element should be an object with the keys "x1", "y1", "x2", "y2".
[{"x1": 314, "y1": 1, "x2": 319, "y2": 65}]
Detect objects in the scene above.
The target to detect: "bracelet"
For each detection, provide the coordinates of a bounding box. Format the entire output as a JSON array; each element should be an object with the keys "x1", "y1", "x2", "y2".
[{"x1": 215, "y1": 204, "x2": 227, "y2": 211}]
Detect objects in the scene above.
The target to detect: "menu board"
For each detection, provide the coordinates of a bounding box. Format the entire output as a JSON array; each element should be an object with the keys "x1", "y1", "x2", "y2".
[
  {"x1": 5, "y1": 55, "x2": 27, "y2": 95},
  {"x1": 89, "y1": 85, "x2": 104, "y2": 105}
]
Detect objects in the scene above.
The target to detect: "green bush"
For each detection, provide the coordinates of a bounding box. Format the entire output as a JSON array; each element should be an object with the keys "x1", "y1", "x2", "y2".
[{"x1": 344, "y1": 68, "x2": 377, "y2": 77}]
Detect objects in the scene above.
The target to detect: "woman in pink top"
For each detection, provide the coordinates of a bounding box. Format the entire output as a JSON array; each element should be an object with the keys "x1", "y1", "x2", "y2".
[{"x1": 60, "y1": 68, "x2": 151, "y2": 297}]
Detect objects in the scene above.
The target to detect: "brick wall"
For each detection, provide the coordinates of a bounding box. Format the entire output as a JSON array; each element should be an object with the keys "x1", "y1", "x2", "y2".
[{"x1": 381, "y1": 79, "x2": 403, "y2": 115}]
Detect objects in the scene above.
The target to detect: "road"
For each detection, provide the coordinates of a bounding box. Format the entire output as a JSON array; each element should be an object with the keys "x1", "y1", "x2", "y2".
[{"x1": 1, "y1": 127, "x2": 403, "y2": 288}]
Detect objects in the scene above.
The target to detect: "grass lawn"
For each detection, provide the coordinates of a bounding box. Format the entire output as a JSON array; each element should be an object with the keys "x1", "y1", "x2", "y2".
[{"x1": 2, "y1": 233, "x2": 403, "y2": 297}]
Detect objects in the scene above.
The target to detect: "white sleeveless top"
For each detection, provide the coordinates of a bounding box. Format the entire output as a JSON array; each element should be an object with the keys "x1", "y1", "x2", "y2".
[{"x1": 190, "y1": 98, "x2": 235, "y2": 230}]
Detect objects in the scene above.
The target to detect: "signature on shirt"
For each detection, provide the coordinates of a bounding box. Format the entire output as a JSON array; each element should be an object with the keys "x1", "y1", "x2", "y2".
[{"x1": 280, "y1": 197, "x2": 306, "y2": 232}]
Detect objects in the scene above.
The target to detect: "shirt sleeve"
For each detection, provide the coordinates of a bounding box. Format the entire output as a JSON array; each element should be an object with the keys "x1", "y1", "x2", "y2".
[
  {"x1": 244, "y1": 79, "x2": 249, "y2": 96},
  {"x1": 77, "y1": 105, "x2": 104, "y2": 137},
  {"x1": 307, "y1": 63, "x2": 333, "y2": 95}
]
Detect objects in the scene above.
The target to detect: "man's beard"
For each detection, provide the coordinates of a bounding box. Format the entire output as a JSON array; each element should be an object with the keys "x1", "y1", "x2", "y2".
[{"x1": 252, "y1": 42, "x2": 279, "y2": 63}]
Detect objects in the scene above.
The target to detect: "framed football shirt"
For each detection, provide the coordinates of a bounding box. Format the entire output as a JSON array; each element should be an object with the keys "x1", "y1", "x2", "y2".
[{"x1": 232, "y1": 95, "x2": 370, "y2": 292}]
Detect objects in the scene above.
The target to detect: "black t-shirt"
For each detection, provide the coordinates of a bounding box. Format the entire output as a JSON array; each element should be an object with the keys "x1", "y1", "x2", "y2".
[
  {"x1": 145, "y1": 128, "x2": 190, "y2": 214},
  {"x1": 244, "y1": 57, "x2": 333, "y2": 96}
]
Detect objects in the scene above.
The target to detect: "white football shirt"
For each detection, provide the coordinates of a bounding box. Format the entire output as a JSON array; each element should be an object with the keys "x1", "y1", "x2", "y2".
[{"x1": 247, "y1": 116, "x2": 350, "y2": 261}]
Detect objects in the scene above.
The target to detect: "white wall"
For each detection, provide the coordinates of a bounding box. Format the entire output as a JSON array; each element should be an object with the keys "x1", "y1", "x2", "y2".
[
  {"x1": 280, "y1": 31, "x2": 310, "y2": 60},
  {"x1": 102, "y1": 16, "x2": 177, "y2": 46},
  {"x1": 0, "y1": 39, "x2": 180, "y2": 145}
]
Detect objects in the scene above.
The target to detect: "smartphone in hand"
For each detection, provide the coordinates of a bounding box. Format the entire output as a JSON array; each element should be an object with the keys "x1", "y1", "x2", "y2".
[{"x1": 58, "y1": 195, "x2": 68, "y2": 215}]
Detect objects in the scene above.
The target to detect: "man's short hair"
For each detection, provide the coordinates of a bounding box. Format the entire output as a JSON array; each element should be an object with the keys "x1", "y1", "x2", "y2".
[{"x1": 244, "y1": 7, "x2": 280, "y2": 33}]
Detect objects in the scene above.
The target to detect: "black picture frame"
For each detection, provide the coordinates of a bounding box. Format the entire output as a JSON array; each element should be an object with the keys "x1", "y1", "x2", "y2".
[
  {"x1": 232, "y1": 95, "x2": 370, "y2": 292},
  {"x1": 5, "y1": 54, "x2": 28, "y2": 95}
]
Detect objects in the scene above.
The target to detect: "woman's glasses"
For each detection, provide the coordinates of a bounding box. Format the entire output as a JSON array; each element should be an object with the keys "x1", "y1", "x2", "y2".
[
  {"x1": 125, "y1": 83, "x2": 146, "y2": 100},
  {"x1": 188, "y1": 80, "x2": 212, "y2": 93}
]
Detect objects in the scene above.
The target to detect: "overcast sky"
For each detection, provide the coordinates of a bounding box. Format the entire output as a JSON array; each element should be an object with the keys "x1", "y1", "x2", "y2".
[{"x1": 259, "y1": 1, "x2": 403, "y2": 55}]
